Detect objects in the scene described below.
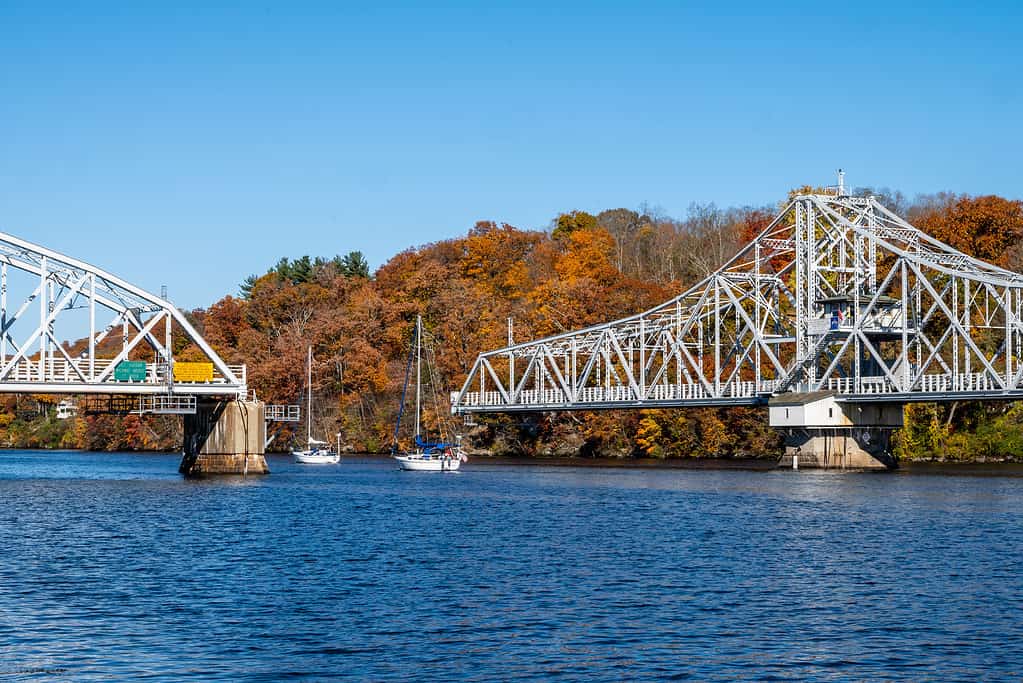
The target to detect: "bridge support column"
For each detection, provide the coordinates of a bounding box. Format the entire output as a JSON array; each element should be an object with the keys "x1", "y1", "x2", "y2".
[
  {"x1": 179, "y1": 399, "x2": 268, "y2": 477},
  {"x1": 769, "y1": 392, "x2": 902, "y2": 470},
  {"x1": 777, "y1": 427, "x2": 897, "y2": 470}
]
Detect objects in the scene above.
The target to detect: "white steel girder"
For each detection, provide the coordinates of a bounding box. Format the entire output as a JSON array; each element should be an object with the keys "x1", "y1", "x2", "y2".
[
  {"x1": 0, "y1": 230, "x2": 245, "y2": 398},
  {"x1": 454, "y1": 188, "x2": 1023, "y2": 413}
]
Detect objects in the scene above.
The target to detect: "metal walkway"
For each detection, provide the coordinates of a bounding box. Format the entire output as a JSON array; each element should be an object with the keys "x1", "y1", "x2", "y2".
[{"x1": 454, "y1": 176, "x2": 1023, "y2": 413}]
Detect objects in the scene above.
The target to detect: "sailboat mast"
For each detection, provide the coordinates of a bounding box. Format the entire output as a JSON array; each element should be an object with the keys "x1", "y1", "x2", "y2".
[
  {"x1": 414, "y1": 315, "x2": 422, "y2": 440},
  {"x1": 307, "y1": 345, "x2": 312, "y2": 445}
]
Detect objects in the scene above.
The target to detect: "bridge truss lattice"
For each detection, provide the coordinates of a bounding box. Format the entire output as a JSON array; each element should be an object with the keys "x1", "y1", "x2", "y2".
[
  {"x1": 454, "y1": 188, "x2": 1023, "y2": 413},
  {"x1": 0, "y1": 231, "x2": 245, "y2": 399}
]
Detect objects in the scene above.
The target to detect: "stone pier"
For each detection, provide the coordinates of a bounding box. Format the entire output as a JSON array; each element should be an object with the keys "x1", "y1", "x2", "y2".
[
  {"x1": 769, "y1": 392, "x2": 903, "y2": 470},
  {"x1": 179, "y1": 399, "x2": 269, "y2": 476}
]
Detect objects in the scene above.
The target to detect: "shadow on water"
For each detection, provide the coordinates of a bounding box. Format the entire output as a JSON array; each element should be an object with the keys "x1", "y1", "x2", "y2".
[{"x1": 897, "y1": 460, "x2": 1023, "y2": 477}]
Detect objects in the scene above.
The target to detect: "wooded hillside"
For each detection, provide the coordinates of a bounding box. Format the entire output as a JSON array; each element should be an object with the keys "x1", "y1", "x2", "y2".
[{"x1": 6, "y1": 188, "x2": 1023, "y2": 461}]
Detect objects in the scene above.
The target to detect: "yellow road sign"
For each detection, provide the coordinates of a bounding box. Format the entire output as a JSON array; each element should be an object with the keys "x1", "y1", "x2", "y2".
[{"x1": 174, "y1": 362, "x2": 214, "y2": 383}]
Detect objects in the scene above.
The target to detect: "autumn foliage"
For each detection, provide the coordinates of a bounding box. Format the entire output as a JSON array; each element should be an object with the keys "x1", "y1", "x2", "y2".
[
  {"x1": 4, "y1": 190, "x2": 1023, "y2": 460},
  {"x1": 913, "y1": 194, "x2": 1023, "y2": 270},
  {"x1": 186, "y1": 206, "x2": 784, "y2": 457}
]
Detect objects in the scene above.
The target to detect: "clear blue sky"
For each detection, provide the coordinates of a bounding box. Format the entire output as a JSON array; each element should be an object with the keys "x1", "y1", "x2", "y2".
[{"x1": 2, "y1": 1, "x2": 1020, "y2": 308}]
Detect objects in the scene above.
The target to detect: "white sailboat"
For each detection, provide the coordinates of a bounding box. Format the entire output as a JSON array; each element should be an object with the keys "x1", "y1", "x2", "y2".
[
  {"x1": 392, "y1": 315, "x2": 466, "y2": 472},
  {"x1": 293, "y1": 346, "x2": 340, "y2": 464}
]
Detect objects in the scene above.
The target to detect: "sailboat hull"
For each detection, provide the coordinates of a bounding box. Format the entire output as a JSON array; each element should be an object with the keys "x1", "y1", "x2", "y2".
[
  {"x1": 294, "y1": 451, "x2": 340, "y2": 464},
  {"x1": 394, "y1": 454, "x2": 462, "y2": 472}
]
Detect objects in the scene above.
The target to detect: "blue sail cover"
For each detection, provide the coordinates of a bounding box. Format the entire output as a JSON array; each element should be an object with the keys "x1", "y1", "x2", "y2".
[{"x1": 415, "y1": 435, "x2": 455, "y2": 454}]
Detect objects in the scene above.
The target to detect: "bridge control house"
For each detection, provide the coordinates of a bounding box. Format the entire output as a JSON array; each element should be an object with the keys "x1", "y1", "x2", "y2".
[
  {"x1": 805, "y1": 293, "x2": 917, "y2": 381},
  {"x1": 811, "y1": 294, "x2": 911, "y2": 336}
]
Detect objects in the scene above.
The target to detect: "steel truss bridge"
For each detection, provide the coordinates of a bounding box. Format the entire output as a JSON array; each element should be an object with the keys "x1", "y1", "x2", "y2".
[
  {"x1": 454, "y1": 183, "x2": 1023, "y2": 414},
  {"x1": 0, "y1": 230, "x2": 247, "y2": 415}
]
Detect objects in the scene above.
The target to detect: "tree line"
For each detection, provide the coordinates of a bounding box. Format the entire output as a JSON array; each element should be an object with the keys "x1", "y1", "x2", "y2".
[{"x1": 4, "y1": 189, "x2": 1023, "y2": 461}]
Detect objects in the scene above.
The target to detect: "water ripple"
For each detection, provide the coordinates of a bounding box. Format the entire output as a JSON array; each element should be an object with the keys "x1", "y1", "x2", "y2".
[{"x1": 0, "y1": 450, "x2": 1022, "y2": 680}]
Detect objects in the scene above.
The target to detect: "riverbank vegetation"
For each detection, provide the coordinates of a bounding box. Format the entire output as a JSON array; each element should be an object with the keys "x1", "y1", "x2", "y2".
[{"x1": 3, "y1": 188, "x2": 1022, "y2": 461}]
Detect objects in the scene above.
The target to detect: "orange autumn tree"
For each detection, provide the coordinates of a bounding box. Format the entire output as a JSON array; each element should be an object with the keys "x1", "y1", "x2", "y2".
[{"x1": 915, "y1": 194, "x2": 1023, "y2": 270}]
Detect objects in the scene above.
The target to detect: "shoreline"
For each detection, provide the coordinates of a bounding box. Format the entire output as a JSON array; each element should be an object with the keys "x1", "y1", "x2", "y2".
[
  {"x1": 297, "y1": 452, "x2": 1023, "y2": 475},
  {"x1": 6, "y1": 449, "x2": 1023, "y2": 475}
]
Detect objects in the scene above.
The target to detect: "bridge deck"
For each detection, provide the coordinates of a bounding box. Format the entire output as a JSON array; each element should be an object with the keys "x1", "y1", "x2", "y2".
[
  {"x1": 0, "y1": 357, "x2": 246, "y2": 397},
  {"x1": 455, "y1": 372, "x2": 1023, "y2": 413}
]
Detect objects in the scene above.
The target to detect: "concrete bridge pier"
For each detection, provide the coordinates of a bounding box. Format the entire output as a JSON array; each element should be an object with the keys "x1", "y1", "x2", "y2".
[
  {"x1": 769, "y1": 392, "x2": 903, "y2": 470},
  {"x1": 777, "y1": 427, "x2": 898, "y2": 470},
  {"x1": 179, "y1": 399, "x2": 269, "y2": 476}
]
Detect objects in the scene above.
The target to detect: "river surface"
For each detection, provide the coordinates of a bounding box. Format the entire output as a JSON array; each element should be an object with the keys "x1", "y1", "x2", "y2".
[{"x1": 1, "y1": 450, "x2": 1022, "y2": 681}]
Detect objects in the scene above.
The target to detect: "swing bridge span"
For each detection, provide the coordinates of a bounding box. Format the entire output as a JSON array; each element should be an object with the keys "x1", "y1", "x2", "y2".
[
  {"x1": 453, "y1": 182, "x2": 1023, "y2": 416},
  {"x1": 0, "y1": 230, "x2": 297, "y2": 425}
]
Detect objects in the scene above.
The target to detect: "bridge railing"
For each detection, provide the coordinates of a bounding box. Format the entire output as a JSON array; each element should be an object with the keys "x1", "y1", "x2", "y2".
[
  {"x1": 457, "y1": 371, "x2": 1014, "y2": 411},
  {"x1": 265, "y1": 404, "x2": 301, "y2": 422},
  {"x1": 457, "y1": 379, "x2": 786, "y2": 410},
  {"x1": 822, "y1": 375, "x2": 895, "y2": 394},
  {"x1": 823, "y1": 372, "x2": 1002, "y2": 395},
  {"x1": 0, "y1": 356, "x2": 246, "y2": 393}
]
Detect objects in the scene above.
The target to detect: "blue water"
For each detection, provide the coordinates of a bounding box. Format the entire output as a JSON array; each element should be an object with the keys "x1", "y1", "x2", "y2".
[{"x1": 1, "y1": 451, "x2": 1022, "y2": 681}]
